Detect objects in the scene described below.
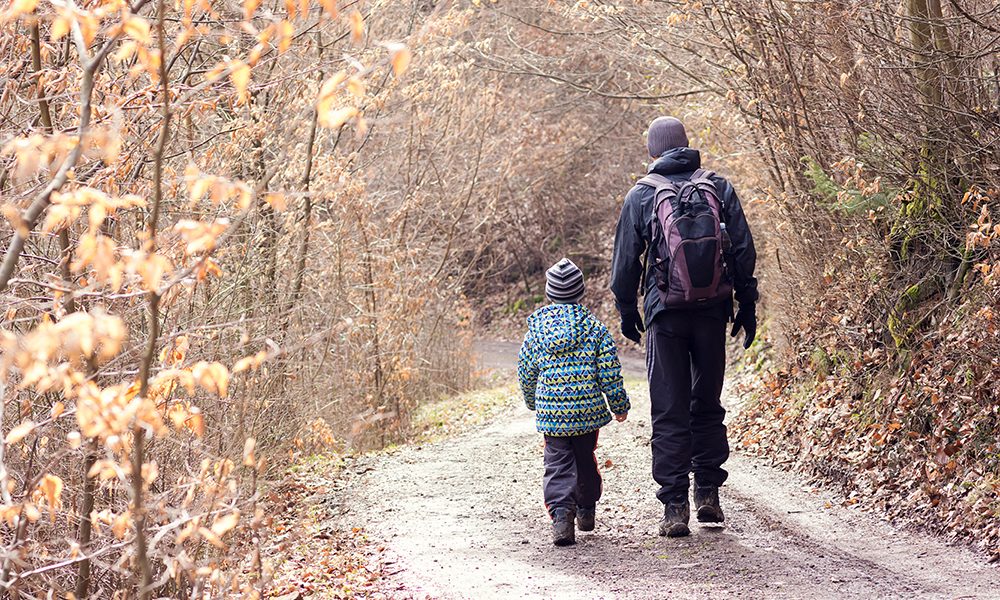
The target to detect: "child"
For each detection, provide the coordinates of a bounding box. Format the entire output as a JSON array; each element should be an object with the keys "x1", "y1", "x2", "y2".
[{"x1": 518, "y1": 258, "x2": 630, "y2": 546}]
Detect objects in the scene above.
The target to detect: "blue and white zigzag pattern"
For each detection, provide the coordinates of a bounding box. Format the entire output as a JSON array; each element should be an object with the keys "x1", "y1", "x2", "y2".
[{"x1": 518, "y1": 304, "x2": 630, "y2": 436}]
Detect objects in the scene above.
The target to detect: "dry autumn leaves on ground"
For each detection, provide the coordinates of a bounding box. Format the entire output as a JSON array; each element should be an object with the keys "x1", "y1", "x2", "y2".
[{"x1": 1, "y1": 0, "x2": 999, "y2": 597}]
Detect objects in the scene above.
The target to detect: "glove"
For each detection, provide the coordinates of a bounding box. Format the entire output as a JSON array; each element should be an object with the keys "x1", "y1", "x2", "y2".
[
  {"x1": 730, "y1": 303, "x2": 757, "y2": 350},
  {"x1": 621, "y1": 311, "x2": 645, "y2": 344}
]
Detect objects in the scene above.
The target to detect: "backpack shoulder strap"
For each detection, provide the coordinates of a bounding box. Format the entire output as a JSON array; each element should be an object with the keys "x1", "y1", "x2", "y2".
[
  {"x1": 637, "y1": 173, "x2": 676, "y2": 191},
  {"x1": 690, "y1": 168, "x2": 718, "y2": 191},
  {"x1": 638, "y1": 174, "x2": 681, "y2": 215},
  {"x1": 636, "y1": 174, "x2": 677, "y2": 298},
  {"x1": 690, "y1": 168, "x2": 725, "y2": 217}
]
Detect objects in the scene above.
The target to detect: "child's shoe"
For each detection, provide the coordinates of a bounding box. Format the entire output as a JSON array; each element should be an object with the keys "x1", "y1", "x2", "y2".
[
  {"x1": 577, "y1": 507, "x2": 596, "y2": 532},
  {"x1": 694, "y1": 486, "x2": 725, "y2": 523},
  {"x1": 551, "y1": 508, "x2": 576, "y2": 546},
  {"x1": 658, "y1": 501, "x2": 690, "y2": 537}
]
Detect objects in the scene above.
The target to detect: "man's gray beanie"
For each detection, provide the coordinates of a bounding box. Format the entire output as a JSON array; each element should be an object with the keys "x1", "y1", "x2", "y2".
[
  {"x1": 545, "y1": 258, "x2": 585, "y2": 304},
  {"x1": 647, "y1": 116, "x2": 689, "y2": 158}
]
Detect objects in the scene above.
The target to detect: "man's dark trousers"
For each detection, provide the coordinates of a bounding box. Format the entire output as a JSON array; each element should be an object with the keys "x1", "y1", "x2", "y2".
[
  {"x1": 647, "y1": 311, "x2": 729, "y2": 504},
  {"x1": 543, "y1": 431, "x2": 601, "y2": 517}
]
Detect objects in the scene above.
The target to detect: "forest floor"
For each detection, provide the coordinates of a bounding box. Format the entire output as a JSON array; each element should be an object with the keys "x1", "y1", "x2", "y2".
[{"x1": 316, "y1": 342, "x2": 999, "y2": 599}]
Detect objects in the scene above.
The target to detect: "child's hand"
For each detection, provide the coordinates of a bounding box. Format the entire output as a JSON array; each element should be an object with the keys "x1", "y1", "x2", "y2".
[{"x1": 614, "y1": 412, "x2": 628, "y2": 422}]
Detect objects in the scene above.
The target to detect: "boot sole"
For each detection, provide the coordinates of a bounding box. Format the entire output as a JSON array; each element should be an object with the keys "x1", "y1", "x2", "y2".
[
  {"x1": 553, "y1": 536, "x2": 576, "y2": 546},
  {"x1": 658, "y1": 523, "x2": 690, "y2": 537},
  {"x1": 577, "y1": 520, "x2": 595, "y2": 532},
  {"x1": 696, "y1": 506, "x2": 725, "y2": 523}
]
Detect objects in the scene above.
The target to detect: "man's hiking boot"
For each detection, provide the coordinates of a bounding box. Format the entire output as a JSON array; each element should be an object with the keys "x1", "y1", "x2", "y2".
[
  {"x1": 658, "y1": 501, "x2": 690, "y2": 538},
  {"x1": 552, "y1": 508, "x2": 576, "y2": 546},
  {"x1": 694, "y1": 486, "x2": 725, "y2": 523},
  {"x1": 577, "y1": 507, "x2": 596, "y2": 532}
]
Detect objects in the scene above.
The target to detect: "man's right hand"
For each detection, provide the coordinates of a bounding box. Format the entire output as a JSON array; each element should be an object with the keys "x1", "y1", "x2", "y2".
[
  {"x1": 731, "y1": 303, "x2": 757, "y2": 349},
  {"x1": 621, "y1": 312, "x2": 645, "y2": 344}
]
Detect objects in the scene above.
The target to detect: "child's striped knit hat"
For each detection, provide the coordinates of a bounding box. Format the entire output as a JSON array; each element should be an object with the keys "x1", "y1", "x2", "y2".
[{"x1": 545, "y1": 258, "x2": 585, "y2": 304}]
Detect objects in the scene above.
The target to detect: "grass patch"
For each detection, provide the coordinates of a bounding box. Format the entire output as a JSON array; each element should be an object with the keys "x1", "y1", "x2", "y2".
[
  {"x1": 411, "y1": 384, "x2": 519, "y2": 443},
  {"x1": 623, "y1": 376, "x2": 647, "y2": 395}
]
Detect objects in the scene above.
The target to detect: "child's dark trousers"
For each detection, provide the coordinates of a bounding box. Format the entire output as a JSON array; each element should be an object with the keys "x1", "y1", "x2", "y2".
[{"x1": 543, "y1": 430, "x2": 602, "y2": 518}]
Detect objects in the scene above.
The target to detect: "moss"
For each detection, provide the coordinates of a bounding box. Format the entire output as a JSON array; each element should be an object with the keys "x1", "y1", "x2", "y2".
[
  {"x1": 506, "y1": 295, "x2": 547, "y2": 315},
  {"x1": 789, "y1": 388, "x2": 811, "y2": 418},
  {"x1": 810, "y1": 346, "x2": 833, "y2": 378},
  {"x1": 507, "y1": 298, "x2": 528, "y2": 315},
  {"x1": 887, "y1": 278, "x2": 943, "y2": 348},
  {"x1": 890, "y1": 148, "x2": 948, "y2": 261}
]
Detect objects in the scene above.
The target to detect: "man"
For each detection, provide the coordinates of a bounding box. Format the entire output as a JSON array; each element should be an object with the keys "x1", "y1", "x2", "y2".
[{"x1": 610, "y1": 116, "x2": 758, "y2": 537}]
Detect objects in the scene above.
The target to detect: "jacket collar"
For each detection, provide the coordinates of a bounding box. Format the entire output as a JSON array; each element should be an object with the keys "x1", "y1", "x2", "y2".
[{"x1": 648, "y1": 147, "x2": 701, "y2": 176}]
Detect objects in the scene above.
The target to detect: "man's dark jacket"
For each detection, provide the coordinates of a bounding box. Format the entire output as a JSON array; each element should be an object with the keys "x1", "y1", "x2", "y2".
[{"x1": 610, "y1": 147, "x2": 758, "y2": 326}]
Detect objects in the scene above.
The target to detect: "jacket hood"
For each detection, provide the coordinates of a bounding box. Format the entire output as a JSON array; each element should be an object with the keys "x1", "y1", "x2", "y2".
[
  {"x1": 527, "y1": 303, "x2": 595, "y2": 355},
  {"x1": 649, "y1": 147, "x2": 701, "y2": 176}
]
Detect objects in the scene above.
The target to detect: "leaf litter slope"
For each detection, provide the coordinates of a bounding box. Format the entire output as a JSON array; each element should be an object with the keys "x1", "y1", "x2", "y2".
[{"x1": 334, "y1": 343, "x2": 999, "y2": 599}]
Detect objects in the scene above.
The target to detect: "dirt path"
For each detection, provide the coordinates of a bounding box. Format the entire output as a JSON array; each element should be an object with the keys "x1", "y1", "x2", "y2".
[{"x1": 333, "y1": 342, "x2": 999, "y2": 599}]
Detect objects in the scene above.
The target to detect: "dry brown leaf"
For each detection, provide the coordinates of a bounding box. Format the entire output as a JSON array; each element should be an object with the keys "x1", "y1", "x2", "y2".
[
  {"x1": 347, "y1": 76, "x2": 366, "y2": 98},
  {"x1": 230, "y1": 61, "x2": 251, "y2": 104},
  {"x1": 112, "y1": 512, "x2": 131, "y2": 539},
  {"x1": 319, "y1": 0, "x2": 338, "y2": 19},
  {"x1": 186, "y1": 407, "x2": 205, "y2": 438},
  {"x1": 264, "y1": 193, "x2": 287, "y2": 211},
  {"x1": 243, "y1": 438, "x2": 256, "y2": 466},
  {"x1": 37, "y1": 474, "x2": 63, "y2": 512},
  {"x1": 8, "y1": 0, "x2": 38, "y2": 17},
  {"x1": 23, "y1": 503, "x2": 41, "y2": 523},
  {"x1": 192, "y1": 361, "x2": 229, "y2": 397},
  {"x1": 349, "y1": 10, "x2": 364, "y2": 44},
  {"x1": 198, "y1": 526, "x2": 226, "y2": 548},
  {"x1": 387, "y1": 43, "x2": 411, "y2": 77},
  {"x1": 319, "y1": 106, "x2": 358, "y2": 130},
  {"x1": 51, "y1": 15, "x2": 71, "y2": 41},
  {"x1": 5, "y1": 420, "x2": 35, "y2": 445},
  {"x1": 123, "y1": 16, "x2": 152, "y2": 45},
  {"x1": 279, "y1": 20, "x2": 294, "y2": 53},
  {"x1": 243, "y1": 0, "x2": 261, "y2": 20},
  {"x1": 211, "y1": 511, "x2": 240, "y2": 537}
]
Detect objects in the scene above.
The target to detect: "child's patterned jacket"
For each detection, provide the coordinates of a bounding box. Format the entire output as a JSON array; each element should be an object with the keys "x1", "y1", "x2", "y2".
[{"x1": 518, "y1": 303, "x2": 630, "y2": 436}]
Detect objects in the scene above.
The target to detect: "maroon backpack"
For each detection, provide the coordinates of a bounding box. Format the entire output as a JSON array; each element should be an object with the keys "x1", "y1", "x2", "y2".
[{"x1": 638, "y1": 169, "x2": 733, "y2": 307}]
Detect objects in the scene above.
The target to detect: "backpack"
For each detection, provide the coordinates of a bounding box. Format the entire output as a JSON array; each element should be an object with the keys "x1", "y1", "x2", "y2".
[{"x1": 638, "y1": 169, "x2": 733, "y2": 307}]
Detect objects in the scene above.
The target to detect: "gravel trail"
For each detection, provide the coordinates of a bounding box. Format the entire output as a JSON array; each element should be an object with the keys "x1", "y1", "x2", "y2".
[{"x1": 333, "y1": 342, "x2": 999, "y2": 599}]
